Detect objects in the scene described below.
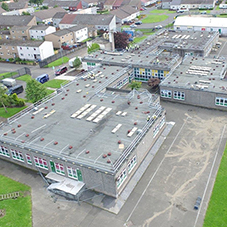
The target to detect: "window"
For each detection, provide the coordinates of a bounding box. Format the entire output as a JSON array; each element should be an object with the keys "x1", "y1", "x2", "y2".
[
  {"x1": 20, "y1": 53, "x2": 24, "y2": 56},
  {"x1": 216, "y1": 97, "x2": 227, "y2": 107},
  {"x1": 0, "y1": 146, "x2": 10, "y2": 157},
  {"x1": 159, "y1": 116, "x2": 165, "y2": 129},
  {"x1": 173, "y1": 91, "x2": 185, "y2": 100},
  {"x1": 116, "y1": 169, "x2": 127, "y2": 188},
  {"x1": 12, "y1": 47, "x2": 14, "y2": 50},
  {"x1": 26, "y1": 154, "x2": 32, "y2": 165},
  {"x1": 128, "y1": 156, "x2": 137, "y2": 173},
  {"x1": 11, "y1": 149, "x2": 24, "y2": 162},
  {"x1": 0, "y1": 52, "x2": 3, "y2": 55},
  {"x1": 12, "y1": 30, "x2": 14, "y2": 33},
  {"x1": 161, "y1": 90, "x2": 172, "y2": 98},
  {"x1": 34, "y1": 48, "x2": 36, "y2": 51},
  {"x1": 34, "y1": 156, "x2": 48, "y2": 169},
  {"x1": 22, "y1": 31, "x2": 24, "y2": 34},
  {"x1": 153, "y1": 124, "x2": 159, "y2": 138},
  {"x1": 20, "y1": 47, "x2": 22, "y2": 50},
  {"x1": 0, "y1": 46, "x2": 1, "y2": 49},
  {"x1": 67, "y1": 166, "x2": 78, "y2": 179},
  {"x1": 55, "y1": 163, "x2": 65, "y2": 175}
]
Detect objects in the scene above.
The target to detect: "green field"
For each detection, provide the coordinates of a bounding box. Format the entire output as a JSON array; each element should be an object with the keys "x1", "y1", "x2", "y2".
[
  {"x1": 43, "y1": 79, "x2": 68, "y2": 88},
  {"x1": 133, "y1": 36, "x2": 147, "y2": 44},
  {"x1": 45, "y1": 56, "x2": 69, "y2": 68},
  {"x1": 0, "y1": 106, "x2": 27, "y2": 118},
  {"x1": 0, "y1": 175, "x2": 32, "y2": 227},
  {"x1": 136, "y1": 29, "x2": 154, "y2": 35},
  {"x1": 203, "y1": 143, "x2": 227, "y2": 227},
  {"x1": 142, "y1": 15, "x2": 168, "y2": 24},
  {"x1": 0, "y1": 72, "x2": 17, "y2": 80},
  {"x1": 150, "y1": 9, "x2": 175, "y2": 14},
  {"x1": 217, "y1": 14, "x2": 227, "y2": 18},
  {"x1": 16, "y1": 74, "x2": 32, "y2": 83}
]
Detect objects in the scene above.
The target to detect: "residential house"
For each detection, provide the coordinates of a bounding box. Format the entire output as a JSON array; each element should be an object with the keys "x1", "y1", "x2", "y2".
[
  {"x1": 110, "y1": 5, "x2": 140, "y2": 24},
  {"x1": 59, "y1": 14, "x2": 116, "y2": 32},
  {"x1": 10, "y1": 26, "x2": 31, "y2": 40},
  {"x1": 0, "y1": 15, "x2": 36, "y2": 29},
  {"x1": 0, "y1": 30, "x2": 10, "y2": 40},
  {"x1": 17, "y1": 41, "x2": 54, "y2": 61},
  {"x1": 3, "y1": 7, "x2": 35, "y2": 16},
  {"x1": 73, "y1": 6, "x2": 97, "y2": 14},
  {"x1": 29, "y1": 25, "x2": 56, "y2": 40},
  {"x1": 45, "y1": 29, "x2": 74, "y2": 49},
  {"x1": 81, "y1": 0, "x2": 98, "y2": 8},
  {"x1": 104, "y1": 0, "x2": 140, "y2": 10},
  {"x1": 141, "y1": 0, "x2": 157, "y2": 7},
  {"x1": 0, "y1": 8, "x2": 6, "y2": 15},
  {"x1": 68, "y1": 25, "x2": 88, "y2": 43},
  {"x1": 7, "y1": 2, "x2": 28, "y2": 11},
  {"x1": 43, "y1": 0, "x2": 82, "y2": 11},
  {"x1": 0, "y1": 40, "x2": 54, "y2": 61},
  {"x1": 34, "y1": 7, "x2": 66, "y2": 25},
  {"x1": 52, "y1": 12, "x2": 67, "y2": 28}
]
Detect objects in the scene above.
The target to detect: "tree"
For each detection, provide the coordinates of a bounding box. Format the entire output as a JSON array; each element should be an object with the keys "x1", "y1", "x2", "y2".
[
  {"x1": 87, "y1": 43, "x2": 100, "y2": 54},
  {"x1": 29, "y1": 0, "x2": 43, "y2": 6},
  {"x1": 128, "y1": 81, "x2": 142, "y2": 90},
  {"x1": 148, "y1": 78, "x2": 160, "y2": 88},
  {"x1": 73, "y1": 57, "x2": 81, "y2": 69},
  {"x1": 1, "y1": 2, "x2": 9, "y2": 11},
  {"x1": 22, "y1": 11, "x2": 31, "y2": 15},
  {"x1": 114, "y1": 32, "x2": 129, "y2": 49},
  {"x1": 25, "y1": 79, "x2": 48, "y2": 103}
]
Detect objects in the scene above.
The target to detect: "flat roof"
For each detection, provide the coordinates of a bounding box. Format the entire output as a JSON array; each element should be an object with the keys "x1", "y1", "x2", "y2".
[
  {"x1": 1, "y1": 65, "x2": 161, "y2": 173},
  {"x1": 174, "y1": 16, "x2": 227, "y2": 28},
  {"x1": 160, "y1": 56, "x2": 227, "y2": 93}
]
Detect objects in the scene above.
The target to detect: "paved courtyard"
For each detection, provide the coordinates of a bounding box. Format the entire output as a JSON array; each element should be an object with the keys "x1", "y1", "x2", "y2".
[{"x1": 0, "y1": 102, "x2": 226, "y2": 227}]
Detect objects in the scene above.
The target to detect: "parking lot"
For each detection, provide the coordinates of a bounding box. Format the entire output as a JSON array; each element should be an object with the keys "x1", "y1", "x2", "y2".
[{"x1": 0, "y1": 102, "x2": 226, "y2": 227}]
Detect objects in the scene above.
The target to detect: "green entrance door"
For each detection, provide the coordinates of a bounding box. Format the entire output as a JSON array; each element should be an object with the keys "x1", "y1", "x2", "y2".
[
  {"x1": 219, "y1": 29, "x2": 221, "y2": 34},
  {"x1": 77, "y1": 169, "x2": 83, "y2": 181},
  {"x1": 50, "y1": 160, "x2": 55, "y2": 172}
]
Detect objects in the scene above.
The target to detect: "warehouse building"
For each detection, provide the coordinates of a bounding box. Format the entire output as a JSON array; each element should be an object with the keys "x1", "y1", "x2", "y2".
[
  {"x1": 174, "y1": 16, "x2": 227, "y2": 36},
  {"x1": 0, "y1": 65, "x2": 166, "y2": 198},
  {"x1": 160, "y1": 56, "x2": 227, "y2": 110}
]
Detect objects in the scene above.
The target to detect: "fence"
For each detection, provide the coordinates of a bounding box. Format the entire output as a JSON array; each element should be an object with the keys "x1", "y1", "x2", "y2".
[
  {"x1": 39, "y1": 44, "x2": 86, "y2": 68},
  {"x1": 0, "y1": 67, "x2": 31, "y2": 82}
]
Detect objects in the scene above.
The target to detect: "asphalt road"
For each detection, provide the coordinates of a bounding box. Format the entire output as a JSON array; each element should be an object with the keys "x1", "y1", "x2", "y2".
[{"x1": 0, "y1": 102, "x2": 226, "y2": 227}]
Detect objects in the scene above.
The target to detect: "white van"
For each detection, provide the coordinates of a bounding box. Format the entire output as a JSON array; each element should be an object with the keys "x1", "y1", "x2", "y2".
[{"x1": 2, "y1": 78, "x2": 16, "y2": 87}]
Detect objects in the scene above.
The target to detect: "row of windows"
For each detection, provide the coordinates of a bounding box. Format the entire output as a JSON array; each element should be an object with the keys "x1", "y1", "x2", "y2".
[
  {"x1": 161, "y1": 90, "x2": 172, "y2": 98},
  {"x1": 216, "y1": 97, "x2": 227, "y2": 107},
  {"x1": 117, "y1": 156, "x2": 137, "y2": 188},
  {"x1": 0, "y1": 147, "x2": 80, "y2": 180},
  {"x1": 153, "y1": 116, "x2": 166, "y2": 138}
]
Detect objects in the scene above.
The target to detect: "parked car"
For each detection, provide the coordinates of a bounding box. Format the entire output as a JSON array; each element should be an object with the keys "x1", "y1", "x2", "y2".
[
  {"x1": 2, "y1": 78, "x2": 16, "y2": 87},
  {"x1": 140, "y1": 8, "x2": 144, "y2": 11},
  {"x1": 6, "y1": 85, "x2": 24, "y2": 96},
  {"x1": 130, "y1": 24, "x2": 137, "y2": 28},
  {"x1": 135, "y1": 21, "x2": 142, "y2": 25},
  {"x1": 55, "y1": 66, "x2": 68, "y2": 76},
  {"x1": 36, "y1": 74, "x2": 49, "y2": 84},
  {"x1": 155, "y1": 25, "x2": 163, "y2": 29}
]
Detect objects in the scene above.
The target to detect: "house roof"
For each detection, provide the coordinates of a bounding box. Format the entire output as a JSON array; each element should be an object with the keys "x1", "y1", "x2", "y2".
[
  {"x1": 181, "y1": 0, "x2": 214, "y2": 4},
  {"x1": 53, "y1": 12, "x2": 67, "y2": 19},
  {"x1": 110, "y1": 5, "x2": 138, "y2": 19},
  {"x1": 60, "y1": 14, "x2": 115, "y2": 26},
  {"x1": 68, "y1": 24, "x2": 87, "y2": 31},
  {"x1": 34, "y1": 7, "x2": 66, "y2": 20},
  {"x1": 0, "y1": 39, "x2": 44, "y2": 47},
  {"x1": 113, "y1": 0, "x2": 124, "y2": 7},
  {"x1": 30, "y1": 25, "x2": 52, "y2": 30},
  {"x1": 43, "y1": 0, "x2": 81, "y2": 7},
  {"x1": 171, "y1": 0, "x2": 181, "y2": 5},
  {"x1": 0, "y1": 7, "x2": 6, "y2": 15},
  {"x1": 7, "y1": 2, "x2": 27, "y2": 10},
  {"x1": 81, "y1": 0, "x2": 98, "y2": 4},
  {"x1": 0, "y1": 15, "x2": 35, "y2": 27},
  {"x1": 11, "y1": 26, "x2": 31, "y2": 31},
  {"x1": 104, "y1": 0, "x2": 116, "y2": 6},
  {"x1": 50, "y1": 29, "x2": 72, "y2": 37}
]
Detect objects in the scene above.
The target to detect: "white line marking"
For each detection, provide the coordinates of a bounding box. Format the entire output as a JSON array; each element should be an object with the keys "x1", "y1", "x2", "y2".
[
  {"x1": 31, "y1": 124, "x2": 46, "y2": 133},
  {"x1": 125, "y1": 116, "x2": 190, "y2": 224},
  {"x1": 217, "y1": 42, "x2": 226, "y2": 58},
  {"x1": 193, "y1": 124, "x2": 226, "y2": 227}
]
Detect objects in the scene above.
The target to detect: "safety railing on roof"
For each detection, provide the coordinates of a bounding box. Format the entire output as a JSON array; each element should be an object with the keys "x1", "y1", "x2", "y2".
[{"x1": 113, "y1": 106, "x2": 164, "y2": 172}]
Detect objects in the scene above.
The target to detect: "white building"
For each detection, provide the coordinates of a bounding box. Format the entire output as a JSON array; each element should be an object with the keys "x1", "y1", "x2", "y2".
[
  {"x1": 174, "y1": 16, "x2": 227, "y2": 35},
  {"x1": 29, "y1": 25, "x2": 56, "y2": 40},
  {"x1": 68, "y1": 25, "x2": 88, "y2": 43},
  {"x1": 17, "y1": 41, "x2": 54, "y2": 61}
]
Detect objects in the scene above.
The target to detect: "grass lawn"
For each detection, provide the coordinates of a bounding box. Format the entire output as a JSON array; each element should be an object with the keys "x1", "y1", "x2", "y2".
[
  {"x1": 0, "y1": 175, "x2": 32, "y2": 227},
  {"x1": 150, "y1": 9, "x2": 175, "y2": 14},
  {"x1": 16, "y1": 74, "x2": 32, "y2": 83},
  {"x1": 121, "y1": 25, "x2": 130, "y2": 30},
  {"x1": 0, "y1": 72, "x2": 17, "y2": 80},
  {"x1": 199, "y1": 9, "x2": 211, "y2": 13},
  {"x1": 203, "y1": 143, "x2": 227, "y2": 227},
  {"x1": 217, "y1": 14, "x2": 227, "y2": 18},
  {"x1": 133, "y1": 36, "x2": 147, "y2": 44},
  {"x1": 136, "y1": 28, "x2": 154, "y2": 35},
  {"x1": 142, "y1": 15, "x2": 168, "y2": 24},
  {"x1": 43, "y1": 79, "x2": 68, "y2": 89},
  {"x1": 0, "y1": 106, "x2": 27, "y2": 118},
  {"x1": 46, "y1": 89, "x2": 55, "y2": 95},
  {"x1": 45, "y1": 56, "x2": 69, "y2": 68}
]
